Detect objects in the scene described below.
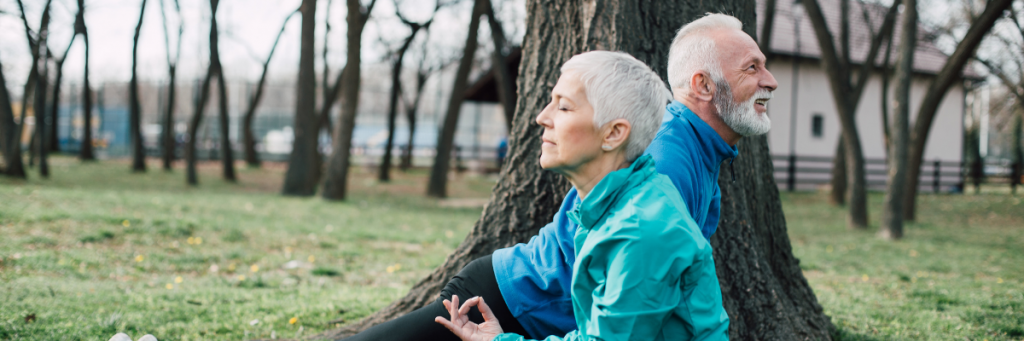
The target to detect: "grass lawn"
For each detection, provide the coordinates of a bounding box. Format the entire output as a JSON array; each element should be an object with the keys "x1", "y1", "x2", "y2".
[{"x1": 1, "y1": 156, "x2": 1022, "y2": 340}]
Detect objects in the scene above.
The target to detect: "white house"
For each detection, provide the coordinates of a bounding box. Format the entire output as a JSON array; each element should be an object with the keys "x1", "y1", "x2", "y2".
[{"x1": 758, "y1": 0, "x2": 977, "y2": 190}]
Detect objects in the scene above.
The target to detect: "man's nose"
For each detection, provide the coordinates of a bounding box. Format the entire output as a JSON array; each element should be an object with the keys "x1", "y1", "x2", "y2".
[{"x1": 761, "y1": 68, "x2": 778, "y2": 91}]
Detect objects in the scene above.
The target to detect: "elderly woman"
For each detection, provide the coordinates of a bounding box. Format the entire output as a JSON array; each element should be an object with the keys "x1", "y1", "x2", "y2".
[{"x1": 434, "y1": 51, "x2": 730, "y2": 341}]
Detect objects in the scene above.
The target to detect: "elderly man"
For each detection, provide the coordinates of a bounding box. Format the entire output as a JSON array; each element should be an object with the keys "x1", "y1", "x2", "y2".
[{"x1": 343, "y1": 13, "x2": 777, "y2": 341}]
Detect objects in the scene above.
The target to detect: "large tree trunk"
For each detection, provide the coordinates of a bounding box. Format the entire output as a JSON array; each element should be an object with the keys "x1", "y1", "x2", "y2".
[
  {"x1": 426, "y1": 0, "x2": 485, "y2": 198},
  {"x1": 903, "y1": 0, "x2": 1011, "y2": 221},
  {"x1": 880, "y1": 0, "x2": 916, "y2": 239},
  {"x1": 78, "y1": 0, "x2": 95, "y2": 162},
  {"x1": 129, "y1": 0, "x2": 149, "y2": 172},
  {"x1": 282, "y1": 0, "x2": 319, "y2": 196},
  {"x1": 321, "y1": 0, "x2": 377, "y2": 200},
  {"x1": 319, "y1": 1, "x2": 834, "y2": 339}
]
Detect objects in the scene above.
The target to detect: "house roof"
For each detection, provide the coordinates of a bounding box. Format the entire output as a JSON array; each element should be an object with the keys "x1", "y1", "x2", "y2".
[{"x1": 757, "y1": 0, "x2": 981, "y2": 78}]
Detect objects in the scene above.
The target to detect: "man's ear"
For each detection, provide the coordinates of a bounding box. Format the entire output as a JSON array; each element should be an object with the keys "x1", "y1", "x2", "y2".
[
  {"x1": 690, "y1": 71, "x2": 715, "y2": 102},
  {"x1": 603, "y1": 119, "x2": 631, "y2": 152}
]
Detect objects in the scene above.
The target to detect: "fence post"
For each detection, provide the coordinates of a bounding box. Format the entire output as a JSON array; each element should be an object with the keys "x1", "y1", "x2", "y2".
[
  {"x1": 934, "y1": 160, "x2": 941, "y2": 193},
  {"x1": 787, "y1": 154, "x2": 796, "y2": 192}
]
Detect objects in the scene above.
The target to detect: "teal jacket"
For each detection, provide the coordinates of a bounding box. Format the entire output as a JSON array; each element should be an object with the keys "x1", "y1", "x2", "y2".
[{"x1": 494, "y1": 155, "x2": 729, "y2": 341}]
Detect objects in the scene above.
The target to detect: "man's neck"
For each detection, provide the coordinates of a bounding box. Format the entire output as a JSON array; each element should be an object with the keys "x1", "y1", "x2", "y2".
[{"x1": 676, "y1": 96, "x2": 741, "y2": 146}]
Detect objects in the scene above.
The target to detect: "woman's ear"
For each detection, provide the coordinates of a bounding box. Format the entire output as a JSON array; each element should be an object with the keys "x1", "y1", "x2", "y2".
[
  {"x1": 602, "y1": 119, "x2": 631, "y2": 152},
  {"x1": 690, "y1": 71, "x2": 715, "y2": 102}
]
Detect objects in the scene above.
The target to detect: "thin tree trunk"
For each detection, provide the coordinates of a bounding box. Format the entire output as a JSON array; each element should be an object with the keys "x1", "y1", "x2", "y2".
[
  {"x1": 880, "y1": 33, "x2": 894, "y2": 153},
  {"x1": 483, "y1": 0, "x2": 515, "y2": 132},
  {"x1": 0, "y1": 53, "x2": 26, "y2": 178},
  {"x1": 400, "y1": 68, "x2": 429, "y2": 171},
  {"x1": 242, "y1": 11, "x2": 296, "y2": 169},
  {"x1": 319, "y1": 1, "x2": 834, "y2": 339},
  {"x1": 129, "y1": 0, "x2": 149, "y2": 172},
  {"x1": 830, "y1": 138, "x2": 846, "y2": 205},
  {"x1": 1010, "y1": 112, "x2": 1022, "y2": 194},
  {"x1": 379, "y1": 26, "x2": 420, "y2": 182},
  {"x1": 159, "y1": 0, "x2": 182, "y2": 170},
  {"x1": 206, "y1": 0, "x2": 235, "y2": 182},
  {"x1": 903, "y1": 0, "x2": 1012, "y2": 220},
  {"x1": 282, "y1": 0, "x2": 320, "y2": 196},
  {"x1": 760, "y1": 0, "x2": 778, "y2": 60},
  {"x1": 426, "y1": 0, "x2": 485, "y2": 198},
  {"x1": 880, "y1": 0, "x2": 916, "y2": 239},
  {"x1": 78, "y1": 0, "x2": 95, "y2": 161},
  {"x1": 186, "y1": 66, "x2": 214, "y2": 185},
  {"x1": 321, "y1": 0, "x2": 378, "y2": 200},
  {"x1": 841, "y1": 110, "x2": 869, "y2": 228},
  {"x1": 34, "y1": 34, "x2": 50, "y2": 178}
]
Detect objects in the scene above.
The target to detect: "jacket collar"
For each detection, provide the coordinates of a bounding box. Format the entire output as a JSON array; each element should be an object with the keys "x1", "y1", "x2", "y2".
[
  {"x1": 666, "y1": 101, "x2": 739, "y2": 170},
  {"x1": 567, "y1": 155, "x2": 657, "y2": 230}
]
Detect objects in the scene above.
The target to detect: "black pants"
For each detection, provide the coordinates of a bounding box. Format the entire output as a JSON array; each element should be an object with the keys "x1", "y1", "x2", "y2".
[{"x1": 341, "y1": 255, "x2": 531, "y2": 340}]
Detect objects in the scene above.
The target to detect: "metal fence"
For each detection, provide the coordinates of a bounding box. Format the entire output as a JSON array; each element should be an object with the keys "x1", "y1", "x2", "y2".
[{"x1": 771, "y1": 155, "x2": 1023, "y2": 193}]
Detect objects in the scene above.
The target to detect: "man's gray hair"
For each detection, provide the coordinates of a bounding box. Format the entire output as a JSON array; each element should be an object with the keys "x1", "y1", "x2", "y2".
[
  {"x1": 667, "y1": 13, "x2": 743, "y2": 91},
  {"x1": 561, "y1": 51, "x2": 671, "y2": 162}
]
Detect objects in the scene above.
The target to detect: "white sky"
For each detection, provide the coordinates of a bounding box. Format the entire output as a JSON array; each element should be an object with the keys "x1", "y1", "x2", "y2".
[{"x1": 0, "y1": 0, "x2": 526, "y2": 96}]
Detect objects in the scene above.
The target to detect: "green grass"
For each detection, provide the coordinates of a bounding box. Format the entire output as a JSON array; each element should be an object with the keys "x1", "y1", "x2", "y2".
[
  {"x1": 784, "y1": 191, "x2": 1024, "y2": 341},
  {"x1": 1, "y1": 156, "x2": 1022, "y2": 340},
  {"x1": 0, "y1": 157, "x2": 496, "y2": 340}
]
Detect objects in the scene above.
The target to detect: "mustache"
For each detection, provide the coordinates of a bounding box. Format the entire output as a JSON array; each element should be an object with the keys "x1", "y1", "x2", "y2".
[{"x1": 753, "y1": 89, "x2": 773, "y2": 101}]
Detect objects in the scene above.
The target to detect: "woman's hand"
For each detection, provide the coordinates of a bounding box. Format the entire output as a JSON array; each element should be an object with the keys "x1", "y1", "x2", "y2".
[{"x1": 434, "y1": 295, "x2": 505, "y2": 341}]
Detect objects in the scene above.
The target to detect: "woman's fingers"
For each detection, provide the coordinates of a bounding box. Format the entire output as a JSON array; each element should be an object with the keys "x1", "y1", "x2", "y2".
[
  {"x1": 434, "y1": 316, "x2": 463, "y2": 337},
  {"x1": 476, "y1": 297, "x2": 499, "y2": 323},
  {"x1": 450, "y1": 295, "x2": 461, "y2": 322},
  {"x1": 457, "y1": 296, "x2": 479, "y2": 317}
]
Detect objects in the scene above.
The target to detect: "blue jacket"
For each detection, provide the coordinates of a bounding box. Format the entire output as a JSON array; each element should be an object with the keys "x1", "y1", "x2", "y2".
[
  {"x1": 492, "y1": 101, "x2": 738, "y2": 338},
  {"x1": 493, "y1": 155, "x2": 729, "y2": 341}
]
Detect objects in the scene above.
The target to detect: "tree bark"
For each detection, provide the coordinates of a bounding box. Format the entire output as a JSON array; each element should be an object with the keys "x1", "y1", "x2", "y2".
[
  {"x1": 880, "y1": 0, "x2": 915, "y2": 240},
  {"x1": 215, "y1": 59, "x2": 236, "y2": 181},
  {"x1": 319, "y1": 1, "x2": 834, "y2": 339},
  {"x1": 78, "y1": 0, "x2": 95, "y2": 161},
  {"x1": 129, "y1": 0, "x2": 149, "y2": 172},
  {"x1": 321, "y1": 0, "x2": 378, "y2": 200},
  {"x1": 426, "y1": 0, "x2": 485, "y2": 198},
  {"x1": 903, "y1": 0, "x2": 1011, "y2": 220},
  {"x1": 282, "y1": 0, "x2": 320, "y2": 196}
]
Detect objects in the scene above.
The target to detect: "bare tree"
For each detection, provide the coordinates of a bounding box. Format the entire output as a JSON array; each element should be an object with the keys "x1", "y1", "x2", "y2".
[
  {"x1": 158, "y1": 0, "x2": 182, "y2": 170},
  {"x1": 378, "y1": 0, "x2": 439, "y2": 182},
  {"x1": 802, "y1": 0, "x2": 901, "y2": 228},
  {"x1": 426, "y1": 0, "x2": 486, "y2": 198},
  {"x1": 902, "y1": 0, "x2": 1012, "y2": 220},
  {"x1": 185, "y1": 0, "x2": 234, "y2": 184},
  {"x1": 483, "y1": 0, "x2": 515, "y2": 131},
  {"x1": 77, "y1": 0, "x2": 95, "y2": 161},
  {"x1": 240, "y1": 10, "x2": 299, "y2": 169},
  {"x1": 33, "y1": 6, "x2": 51, "y2": 178},
  {"x1": 46, "y1": 34, "x2": 77, "y2": 154},
  {"x1": 282, "y1": 0, "x2": 321, "y2": 195},
  {"x1": 976, "y1": 7, "x2": 1024, "y2": 195},
  {"x1": 880, "y1": 0, "x2": 916, "y2": 239},
  {"x1": 321, "y1": 0, "x2": 379, "y2": 200},
  {"x1": 399, "y1": 42, "x2": 447, "y2": 171},
  {"x1": 129, "y1": 0, "x2": 149, "y2": 172}
]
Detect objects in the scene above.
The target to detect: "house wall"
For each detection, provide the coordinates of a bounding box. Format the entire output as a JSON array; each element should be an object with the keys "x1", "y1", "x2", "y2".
[{"x1": 765, "y1": 56, "x2": 964, "y2": 163}]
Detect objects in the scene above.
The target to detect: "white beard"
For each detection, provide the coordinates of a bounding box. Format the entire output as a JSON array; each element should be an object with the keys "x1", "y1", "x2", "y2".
[{"x1": 714, "y1": 81, "x2": 772, "y2": 136}]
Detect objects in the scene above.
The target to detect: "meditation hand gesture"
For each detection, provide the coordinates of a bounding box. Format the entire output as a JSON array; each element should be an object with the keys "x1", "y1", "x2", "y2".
[{"x1": 434, "y1": 295, "x2": 505, "y2": 341}]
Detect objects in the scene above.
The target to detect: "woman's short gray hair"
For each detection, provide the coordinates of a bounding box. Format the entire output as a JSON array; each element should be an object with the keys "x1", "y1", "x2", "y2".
[
  {"x1": 667, "y1": 13, "x2": 743, "y2": 91},
  {"x1": 560, "y1": 51, "x2": 671, "y2": 162}
]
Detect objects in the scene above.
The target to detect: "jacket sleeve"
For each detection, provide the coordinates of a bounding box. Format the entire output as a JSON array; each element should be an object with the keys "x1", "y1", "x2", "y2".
[{"x1": 492, "y1": 329, "x2": 583, "y2": 341}]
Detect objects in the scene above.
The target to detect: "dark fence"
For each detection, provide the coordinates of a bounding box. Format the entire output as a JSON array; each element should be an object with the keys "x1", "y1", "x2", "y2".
[{"x1": 771, "y1": 155, "x2": 1022, "y2": 193}]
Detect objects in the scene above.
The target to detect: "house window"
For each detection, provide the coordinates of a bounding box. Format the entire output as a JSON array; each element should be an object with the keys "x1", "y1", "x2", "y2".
[{"x1": 811, "y1": 114, "x2": 824, "y2": 138}]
